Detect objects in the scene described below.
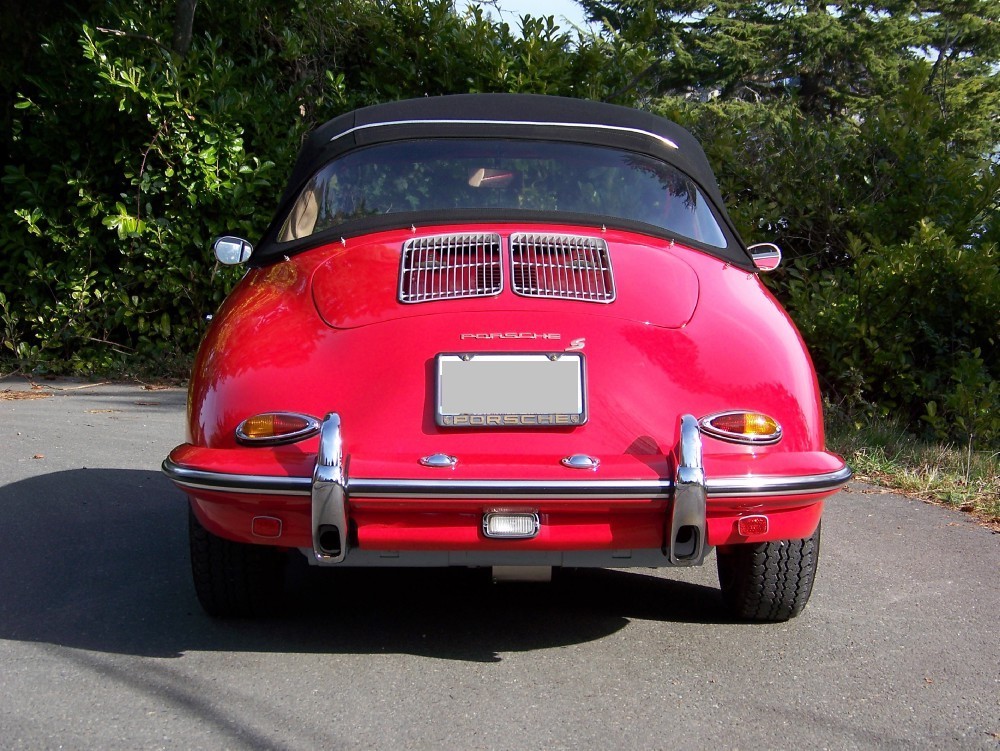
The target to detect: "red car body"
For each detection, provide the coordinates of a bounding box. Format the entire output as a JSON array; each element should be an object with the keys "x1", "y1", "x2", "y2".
[{"x1": 164, "y1": 94, "x2": 850, "y2": 621}]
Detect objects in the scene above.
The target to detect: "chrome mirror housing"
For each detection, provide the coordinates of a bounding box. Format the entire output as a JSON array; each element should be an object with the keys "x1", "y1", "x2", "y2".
[
  {"x1": 748, "y1": 242, "x2": 782, "y2": 272},
  {"x1": 213, "y1": 236, "x2": 253, "y2": 265}
]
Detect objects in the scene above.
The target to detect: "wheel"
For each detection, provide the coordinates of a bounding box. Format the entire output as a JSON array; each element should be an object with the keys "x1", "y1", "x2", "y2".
[
  {"x1": 188, "y1": 506, "x2": 286, "y2": 618},
  {"x1": 716, "y1": 522, "x2": 821, "y2": 622}
]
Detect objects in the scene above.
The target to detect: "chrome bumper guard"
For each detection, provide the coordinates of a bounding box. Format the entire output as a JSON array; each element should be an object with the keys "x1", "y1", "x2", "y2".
[
  {"x1": 312, "y1": 413, "x2": 348, "y2": 563},
  {"x1": 668, "y1": 414, "x2": 708, "y2": 566}
]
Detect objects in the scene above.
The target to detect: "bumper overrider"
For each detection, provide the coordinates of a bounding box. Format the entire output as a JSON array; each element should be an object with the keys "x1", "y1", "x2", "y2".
[{"x1": 163, "y1": 413, "x2": 852, "y2": 567}]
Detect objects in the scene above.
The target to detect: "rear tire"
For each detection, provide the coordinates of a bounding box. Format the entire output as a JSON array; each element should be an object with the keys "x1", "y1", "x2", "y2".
[
  {"x1": 188, "y1": 507, "x2": 286, "y2": 618},
  {"x1": 716, "y1": 523, "x2": 821, "y2": 622}
]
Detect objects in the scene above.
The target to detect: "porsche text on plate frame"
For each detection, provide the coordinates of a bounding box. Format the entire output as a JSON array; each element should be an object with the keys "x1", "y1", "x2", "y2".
[
  {"x1": 436, "y1": 353, "x2": 586, "y2": 427},
  {"x1": 163, "y1": 93, "x2": 850, "y2": 622}
]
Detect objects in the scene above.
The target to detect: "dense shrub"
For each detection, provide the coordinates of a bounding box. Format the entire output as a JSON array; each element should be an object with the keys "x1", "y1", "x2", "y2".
[
  {"x1": 1, "y1": 0, "x2": 996, "y2": 447},
  {"x1": 2, "y1": 2, "x2": 291, "y2": 372},
  {"x1": 785, "y1": 224, "x2": 998, "y2": 445},
  {"x1": 0, "y1": 0, "x2": 645, "y2": 375},
  {"x1": 655, "y1": 80, "x2": 999, "y2": 447}
]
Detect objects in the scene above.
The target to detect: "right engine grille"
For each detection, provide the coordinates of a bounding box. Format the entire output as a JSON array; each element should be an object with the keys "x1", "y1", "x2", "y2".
[{"x1": 510, "y1": 233, "x2": 615, "y2": 303}]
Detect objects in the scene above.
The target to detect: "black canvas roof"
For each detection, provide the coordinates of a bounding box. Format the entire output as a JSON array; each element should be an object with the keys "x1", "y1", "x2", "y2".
[{"x1": 253, "y1": 94, "x2": 750, "y2": 267}]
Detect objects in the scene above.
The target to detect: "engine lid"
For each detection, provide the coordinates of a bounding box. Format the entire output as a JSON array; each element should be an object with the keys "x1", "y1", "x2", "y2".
[{"x1": 311, "y1": 227, "x2": 700, "y2": 330}]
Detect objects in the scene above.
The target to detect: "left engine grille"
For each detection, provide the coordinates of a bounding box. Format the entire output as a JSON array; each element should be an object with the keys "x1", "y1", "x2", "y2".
[{"x1": 399, "y1": 233, "x2": 503, "y2": 303}]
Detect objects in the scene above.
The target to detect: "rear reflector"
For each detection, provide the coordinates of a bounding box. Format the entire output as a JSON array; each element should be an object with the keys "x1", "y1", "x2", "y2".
[
  {"x1": 252, "y1": 516, "x2": 283, "y2": 538},
  {"x1": 737, "y1": 515, "x2": 769, "y2": 537},
  {"x1": 483, "y1": 512, "x2": 539, "y2": 539}
]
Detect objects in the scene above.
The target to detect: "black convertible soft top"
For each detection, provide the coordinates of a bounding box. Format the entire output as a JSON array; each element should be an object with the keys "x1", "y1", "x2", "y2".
[{"x1": 253, "y1": 94, "x2": 751, "y2": 267}]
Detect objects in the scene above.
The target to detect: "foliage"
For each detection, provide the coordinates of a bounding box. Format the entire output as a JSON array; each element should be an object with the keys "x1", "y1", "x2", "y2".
[
  {"x1": 0, "y1": 0, "x2": 646, "y2": 375},
  {"x1": 1, "y1": 0, "x2": 997, "y2": 447},
  {"x1": 632, "y1": 1, "x2": 1000, "y2": 447},
  {"x1": 787, "y1": 223, "x2": 998, "y2": 445},
  {"x1": 581, "y1": 0, "x2": 1000, "y2": 118}
]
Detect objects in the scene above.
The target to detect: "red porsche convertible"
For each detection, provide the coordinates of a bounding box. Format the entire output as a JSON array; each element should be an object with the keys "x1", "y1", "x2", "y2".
[{"x1": 163, "y1": 94, "x2": 851, "y2": 621}]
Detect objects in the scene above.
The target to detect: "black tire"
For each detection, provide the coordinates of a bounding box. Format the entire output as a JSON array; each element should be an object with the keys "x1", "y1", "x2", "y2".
[
  {"x1": 188, "y1": 507, "x2": 286, "y2": 618},
  {"x1": 716, "y1": 523, "x2": 821, "y2": 622}
]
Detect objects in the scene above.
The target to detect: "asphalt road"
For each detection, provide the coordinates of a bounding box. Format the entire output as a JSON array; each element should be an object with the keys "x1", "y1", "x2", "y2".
[{"x1": 2, "y1": 378, "x2": 998, "y2": 750}]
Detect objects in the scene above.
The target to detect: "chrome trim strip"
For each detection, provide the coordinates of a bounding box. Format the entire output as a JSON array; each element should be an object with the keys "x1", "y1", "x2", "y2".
[
  {"x1": 163, "y1": 461, "x2": 851, "y2": 500},
  {"x1": 705, "y1": 465, "x2": 853, "y2": 498},
  {"x1": 329, "y1": 119, "x2": 679, "y2": 150},
  {"x1": 351, "y1": 478, "x2": 673, "y2": 500},
  {"x1": 162, "y1": 458, "x2": 311, "y2": 495}
]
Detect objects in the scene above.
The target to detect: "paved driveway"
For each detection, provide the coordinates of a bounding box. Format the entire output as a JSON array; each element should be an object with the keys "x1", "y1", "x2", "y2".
[{"x1": 2, "y1": 378, "x2": 998, "y2": 749}]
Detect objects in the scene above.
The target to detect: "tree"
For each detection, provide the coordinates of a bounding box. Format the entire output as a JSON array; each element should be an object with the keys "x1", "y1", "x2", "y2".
[
  {"x1": 0, "y1": 0, "x2": 648, "y2": 374},
  {"x1": 581, "y1": 0, "x2": 1000, "y2": 124},
  {"x1": 579, "y1": 0, "x2": 999, "y2": 442},
  {"x1": 171, "y1": 0, "x2": 198, "y2": 55}
]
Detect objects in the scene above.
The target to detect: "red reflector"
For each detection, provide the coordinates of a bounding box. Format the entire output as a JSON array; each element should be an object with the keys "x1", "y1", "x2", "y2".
[
  {"x1": 737, "y1": 515, "x2": 769, "y2": 537},
  {"x1": 252, "y1": 516, "x2": 282, "y2": 538}
]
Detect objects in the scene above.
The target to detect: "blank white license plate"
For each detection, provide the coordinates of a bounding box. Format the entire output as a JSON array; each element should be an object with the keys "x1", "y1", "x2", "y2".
[{"x1": 436, "y1": 353, "x2": 586, "y2": 427}]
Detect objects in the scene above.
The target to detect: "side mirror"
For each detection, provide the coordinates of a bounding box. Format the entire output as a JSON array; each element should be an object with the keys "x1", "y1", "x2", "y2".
[
  {"x1": 748, "y1": 242, "x2": 781, "y2": 272},
  {"x1": 213, "y1": 236, "x2": 253, "y2": 265}
]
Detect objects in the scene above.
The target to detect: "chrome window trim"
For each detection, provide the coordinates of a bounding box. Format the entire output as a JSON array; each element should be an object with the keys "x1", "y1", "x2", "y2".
[{"x1": 329, "y1": 119, "x2": 679, "y2": 150}]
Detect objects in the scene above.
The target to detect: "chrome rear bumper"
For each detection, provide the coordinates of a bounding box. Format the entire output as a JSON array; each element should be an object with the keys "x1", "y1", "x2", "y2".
[{"x1": 163, "y1": 412, "x2": 852, "y2": 565}]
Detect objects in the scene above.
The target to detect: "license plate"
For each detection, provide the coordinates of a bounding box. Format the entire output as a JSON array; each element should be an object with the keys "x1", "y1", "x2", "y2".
[{"x1": 436, "y1": 353, "x2": 586, "y2": 427}]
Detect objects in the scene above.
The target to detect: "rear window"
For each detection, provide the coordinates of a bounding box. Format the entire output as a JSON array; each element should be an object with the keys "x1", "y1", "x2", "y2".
[{"x1": 278, "y1": 139, "x2": 727, "y2": 249}]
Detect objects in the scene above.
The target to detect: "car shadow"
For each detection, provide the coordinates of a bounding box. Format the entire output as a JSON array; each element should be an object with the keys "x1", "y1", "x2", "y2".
[{"x1": 0, "y1": 469, "x2": 733, "y2": 663}]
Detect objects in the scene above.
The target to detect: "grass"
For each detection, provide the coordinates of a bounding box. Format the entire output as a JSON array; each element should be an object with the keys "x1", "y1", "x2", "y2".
[{"x1": 826, "y1": 406, "x2": 1000, "y2": 529}]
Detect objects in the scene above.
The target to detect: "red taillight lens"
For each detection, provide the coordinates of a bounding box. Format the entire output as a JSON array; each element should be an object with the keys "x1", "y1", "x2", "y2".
[
  {"x1": 236, "y1": 412, "x2": 320, "y2": 445},
  {"x1": 699, "y1": 411, "x2": 782, "y2": 444}
]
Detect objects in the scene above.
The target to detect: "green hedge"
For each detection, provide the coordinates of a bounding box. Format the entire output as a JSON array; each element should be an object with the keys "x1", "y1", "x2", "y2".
[{"x1": 2, "y1": 0, "x2": 996, "y2": 447}]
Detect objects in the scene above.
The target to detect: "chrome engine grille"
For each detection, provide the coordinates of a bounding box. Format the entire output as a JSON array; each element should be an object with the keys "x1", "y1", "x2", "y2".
[
  {"x1": 399, "y1": 233, "x2": 503, "y2": 303},
  {"x1": 510, "y1": 233, "x2": 615, "y2": 303}
]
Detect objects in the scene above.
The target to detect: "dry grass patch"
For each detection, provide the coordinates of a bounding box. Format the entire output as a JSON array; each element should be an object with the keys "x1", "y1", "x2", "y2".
[{"x1": 827, "y1": 407, "x2": 999, "y2": 529}]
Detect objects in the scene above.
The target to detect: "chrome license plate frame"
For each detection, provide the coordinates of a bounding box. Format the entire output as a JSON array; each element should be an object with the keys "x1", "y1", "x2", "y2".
[{"x1": 435, "y1": 353, "x2": 586, "y2": 428}]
